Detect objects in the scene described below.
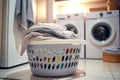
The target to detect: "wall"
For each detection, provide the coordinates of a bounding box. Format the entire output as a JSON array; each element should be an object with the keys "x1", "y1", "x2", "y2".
[
  {"x1": 30, "y1": 0, "x2": 120, "y2": 23},
  {"x1": 35, "y1": 0, "x2": 54, "y2": 23},
  {"x1": 36, "y1": 0, "x2": 47, "y2": 23},
  {"x1": 32, "y1": 0, "x2": 37, "y2": 23},
  {"x1": 0, "y1": 0, "x2": 3, "y2": 58},
  {"x1": 55, "y1": 1, "x2": 107, "y2": 14}
]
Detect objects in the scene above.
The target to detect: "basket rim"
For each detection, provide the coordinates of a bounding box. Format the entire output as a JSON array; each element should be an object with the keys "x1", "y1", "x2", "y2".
[{"x1": 28, "y1": 39, "x2": 85, "y2": 45}]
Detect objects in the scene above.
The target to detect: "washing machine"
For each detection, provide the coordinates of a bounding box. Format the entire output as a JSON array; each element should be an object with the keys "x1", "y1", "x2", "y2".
[
  {"x1": 86, "y1": 10, "x2": 120, "y2": 59},
  {"x1": 56, "y1": 13, "x2": 85, "y2": 58}
]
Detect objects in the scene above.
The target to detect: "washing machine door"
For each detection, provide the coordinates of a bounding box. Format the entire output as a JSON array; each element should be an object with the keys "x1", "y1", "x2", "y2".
[
  {"x1": 65, "y1": 23, "x2": 78, "y2": 34},
  {"x1": 89, "y1": 22, "x2": 116, "y2": 46},
  {"x1": 59, "y1": 21, "x2": 81, "y2": 38}
]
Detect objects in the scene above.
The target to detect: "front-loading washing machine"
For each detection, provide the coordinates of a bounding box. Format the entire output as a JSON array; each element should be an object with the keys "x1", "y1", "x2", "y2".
[
  {"x1": 56, "y1": 13, "x2": 85, "y2": 58},
  {"x1": 85, "y1": 10, "x2": 120, "y2": 59}
]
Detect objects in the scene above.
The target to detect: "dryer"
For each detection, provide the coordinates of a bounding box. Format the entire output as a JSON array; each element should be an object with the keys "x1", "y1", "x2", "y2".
[
  {"x1": 56, "y1": 13, "x2": 85, "y2": 58},
  {"x1": 85, "y1": 10, "x2": 120, "y2": 59}
]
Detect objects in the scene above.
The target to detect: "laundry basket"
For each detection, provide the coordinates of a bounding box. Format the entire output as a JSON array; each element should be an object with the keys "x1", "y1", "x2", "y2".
[{"x1": 27, "y1": 39, "x2": 85, "y2": 77}]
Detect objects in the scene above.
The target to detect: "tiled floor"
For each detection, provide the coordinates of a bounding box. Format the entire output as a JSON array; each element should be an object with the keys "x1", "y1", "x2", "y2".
[
  {"x1": 77, "y1": 59, "x2": 120, "y2": 80},
  {"x1": 0, "y1": 59, "x2": 120, "y2": 80},
  {"x1": 0, "y1": 63, "x2": 30, "y2": 77}
]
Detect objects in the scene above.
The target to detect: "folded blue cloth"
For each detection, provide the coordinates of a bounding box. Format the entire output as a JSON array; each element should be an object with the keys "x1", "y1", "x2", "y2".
[{"x1": 104, "y1": 46, "x2": 120, "y2": 54}]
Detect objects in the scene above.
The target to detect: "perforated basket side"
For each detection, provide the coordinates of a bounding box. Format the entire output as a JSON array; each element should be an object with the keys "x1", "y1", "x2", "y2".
[{"x1": 27, "y1": 43, "x2": 81, "y2": 77}]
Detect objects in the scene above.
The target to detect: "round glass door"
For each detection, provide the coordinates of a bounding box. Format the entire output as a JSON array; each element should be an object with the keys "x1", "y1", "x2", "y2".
[
  {"x1": 89, "y1": 22, "x2": 116, "y2": 46},
  {"x1": 65, "y1": 24, "x2": 78, "y2": 34},
  {"x1": 91, "y1": 22, "x2": 111, "y2": 42}
]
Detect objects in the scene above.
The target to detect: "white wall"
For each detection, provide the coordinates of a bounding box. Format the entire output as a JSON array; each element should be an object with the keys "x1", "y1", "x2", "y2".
[
  {"x1": 36, "y1": 0, "x2": 54, "y2": 23},
  {"x1": 32, "y1": 0, "x2": 37, "y2": 23},
  {"x1": 55, "y1": 1, "x2": 107, "y2": 14},
  {"x1": 0, "y1": 0, "x2": 3, "y2": 58}
]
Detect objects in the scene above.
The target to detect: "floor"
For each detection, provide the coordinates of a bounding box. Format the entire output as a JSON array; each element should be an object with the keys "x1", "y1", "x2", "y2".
[
  {"x1": 77, "y1": 59, "x2": 120, "y2": 80},
  {"x1": 0, "y1": 59, "x2": 120, "y2": 80}
]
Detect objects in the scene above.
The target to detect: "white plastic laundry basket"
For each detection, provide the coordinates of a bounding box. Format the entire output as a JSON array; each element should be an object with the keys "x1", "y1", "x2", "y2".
[{"x1": 27, "y1": 39, "x2": 85, "y2": 77}]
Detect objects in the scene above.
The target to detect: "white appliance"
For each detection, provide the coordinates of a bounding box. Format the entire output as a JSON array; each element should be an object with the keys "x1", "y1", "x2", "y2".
[
  {"x1": 85, "y1": 10, "x2": 120, "y2": 59},
  {"x1": 0, "y1": 0, "x2": 28, "y2": 68},
  {"x1": 56, "y1": 13, "x2": 85, "y2": 58}
]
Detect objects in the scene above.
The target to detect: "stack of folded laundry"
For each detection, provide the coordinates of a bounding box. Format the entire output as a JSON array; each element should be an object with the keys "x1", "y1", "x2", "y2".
[{"x1": 20, "y1": 23, "x2": 79, "y2": 56}]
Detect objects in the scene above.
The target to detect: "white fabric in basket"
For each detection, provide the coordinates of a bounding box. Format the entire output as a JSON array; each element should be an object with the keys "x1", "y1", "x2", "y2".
[{"x1": 20, "y1": 23, "x2": 79, "y2": 56}]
